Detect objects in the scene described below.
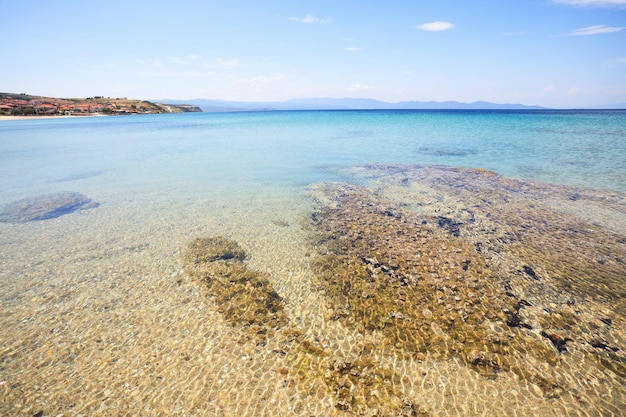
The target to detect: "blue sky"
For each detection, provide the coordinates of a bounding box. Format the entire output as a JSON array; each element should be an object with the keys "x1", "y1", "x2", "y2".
[{"x1": 1, "y1": 0, "x2": 625, "y2": 107}]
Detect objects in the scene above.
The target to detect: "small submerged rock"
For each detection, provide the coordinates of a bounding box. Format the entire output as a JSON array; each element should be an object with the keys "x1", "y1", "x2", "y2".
[
  {"x1": 184, "y1": 236, "x2": 246, "y2": 264},
  {"x1": 183, "y1": 236, "x2": 287, "y2": 341},
  {"x1": 0, "y1": 191, "x2": 99, "y2": 223}
]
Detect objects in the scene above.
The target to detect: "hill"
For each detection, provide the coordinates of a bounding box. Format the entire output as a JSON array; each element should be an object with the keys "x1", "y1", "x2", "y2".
[
  {"x1": 159, "y1": 97, "x2": 546, "y2": 112},
  {"x1": 0, "y1": 93, "x2": 201, "y2": 116}
]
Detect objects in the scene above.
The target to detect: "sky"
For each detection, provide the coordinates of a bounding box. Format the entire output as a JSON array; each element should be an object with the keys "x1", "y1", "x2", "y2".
[{"x1": 1, "y1": 0, "x2": 625, "y2": 108}]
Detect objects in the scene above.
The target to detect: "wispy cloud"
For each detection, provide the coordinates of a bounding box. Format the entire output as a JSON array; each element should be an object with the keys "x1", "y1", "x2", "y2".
[
  {"x1": 166, "y1": 54, "x2": 203, "y2": 65},
  {"x1": 553, "y1": 0, "x2": 626, "y2": 7},
  {"x1": 344, "y1": 47, "x2": 361, "y2": 52},
  {"x1": 168, "y1": 56, "x2": 190, "y2": 65},
  {"x1": 135, "y1": 58, "x2": 164, "y2": 68},
  {"x1": 123, "y1": 55, "x2": 241, "y2": 79},
  {"x1": 288, "y1": 14, "x2": 330, "y2": 24},
  {"x1": 215, "y1": 57, "x2": 239, "y2": 67},
  {"x1": 563, "y1": 25, "x2": 624, "y2": 35},
  {"x1": 136, "y1": 55, "x2": 237, "y2": 70},
  {"x1": 348, "y1": 84, "x2": 375, "y2": 92},
  {"x1": 416, "y1": 21, "x2": 454, "y2": 31},
  {"x1": 236, "y1": 73, "x2": 287, "y2": 90},
  {"x1": 617, "y1": 57, "x2": 626, "y2": 63}
]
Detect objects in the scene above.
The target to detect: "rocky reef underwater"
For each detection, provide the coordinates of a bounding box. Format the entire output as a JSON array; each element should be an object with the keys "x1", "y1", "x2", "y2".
[
  {"x1": 183, "y1": 164, "x2": 626, "y2": 416},
  {"x1": 0, "y1": 191, "x2": 98, "y2": 223}
]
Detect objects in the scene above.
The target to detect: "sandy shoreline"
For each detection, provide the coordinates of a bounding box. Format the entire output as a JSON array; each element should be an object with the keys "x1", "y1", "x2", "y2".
[
  {"x1": 1, "y1": 165, "x2": 624, "y2": 416},
  {"x1": 0, "y1": 114, "x2": 103, "y2": 121}
]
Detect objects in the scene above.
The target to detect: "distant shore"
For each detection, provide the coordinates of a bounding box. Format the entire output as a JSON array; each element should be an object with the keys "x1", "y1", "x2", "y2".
[{"x1": 0, "y1": 92, "x2": 202, "y2": 118}]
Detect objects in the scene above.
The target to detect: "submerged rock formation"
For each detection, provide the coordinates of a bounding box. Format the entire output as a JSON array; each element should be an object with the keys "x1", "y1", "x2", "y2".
[
  {"x1": 182, "y1": 165, "x2": 626, "y2": 415},
  {"x1": 307, "y1": 164, "x2": 626, "y2": 403},
  {"x1": 0, "y1": 191, "x2": 98, "y2": 223},
  {"x1": 183, "y1": 235, "x2": 429, "y2": 415},
  {"x1": 183, "y1": 236, "x2": 287, "y2": 341}
]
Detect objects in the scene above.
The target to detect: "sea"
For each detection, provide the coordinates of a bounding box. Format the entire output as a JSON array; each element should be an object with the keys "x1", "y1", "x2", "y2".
[
  {"x1": 1, "y1": 110, "x2": 625, "y2": 203},
  {"x1": 0, "y1": 110, "x2": 625, "y2": 416}
]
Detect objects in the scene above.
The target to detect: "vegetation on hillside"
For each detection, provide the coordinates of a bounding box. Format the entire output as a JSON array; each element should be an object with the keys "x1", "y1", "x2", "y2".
[{"x1": 0, "y1": 92, "x2": 201, "y2": 116}]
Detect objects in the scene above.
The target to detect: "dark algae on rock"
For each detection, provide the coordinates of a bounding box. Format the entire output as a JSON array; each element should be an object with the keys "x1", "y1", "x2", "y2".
[
  {"x1": 0, "y1": 191, "x2": 98, "y2": 223},
  {"x1": 182, "y1": 165, "x2": 626, "y2": 415},
  {"x1": 283, "y1": 333, "x2": 427, "y2": 416},
  {"x1": 307, "y1": 164, "x2": 626, "y2": 406},
  {"x1": 183, "y1": 236, "x2": 287, "y2": 341},
  {"x1": 309, "y1": 183, "x2": 557, "y2": 383},
  {"x1": 183, "y1": 236, "x2": 430, "y2": 415}
]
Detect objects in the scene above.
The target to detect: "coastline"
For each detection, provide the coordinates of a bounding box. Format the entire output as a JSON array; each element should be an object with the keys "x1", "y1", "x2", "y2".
[
  {"x1": 1, "y1": 111, "x2": 625, "y2": 416},
  {"x1": 1, "y1": 165, "x2": 624, "y2": 416},
  {"x1": 0, "y1": 114, "x2": 104, "y2": 121}
]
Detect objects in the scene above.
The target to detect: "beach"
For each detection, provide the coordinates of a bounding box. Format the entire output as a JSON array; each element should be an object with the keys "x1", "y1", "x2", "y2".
[
  {"x1": 1, "y1": 166, "x2": 624, "y2": 416},
  {"x1": 0, "y1": 115, "x2": 102, "y2": 121},
  {"x1": 1, "y1": 111, "x2": 625, "y2": 416}
]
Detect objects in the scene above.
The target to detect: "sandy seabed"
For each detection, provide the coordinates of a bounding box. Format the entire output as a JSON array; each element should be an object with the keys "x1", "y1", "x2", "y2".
[{"x1": 1, "y1": 165, "x2": 625, "y2": 416}]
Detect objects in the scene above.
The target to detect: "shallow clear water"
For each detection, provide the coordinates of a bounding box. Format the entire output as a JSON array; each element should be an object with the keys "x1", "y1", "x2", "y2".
[
  {"x1": 1, "y1": 110, "x2": 625, "y2": 206},
  {"x1": 0, "y1": 110, "x2": 625, "y2": 416}
]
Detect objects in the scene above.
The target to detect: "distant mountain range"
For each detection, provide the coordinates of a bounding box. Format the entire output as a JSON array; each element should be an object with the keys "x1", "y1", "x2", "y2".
[{"x1": 159, "y1": 97, "x2": 547, "y2": 112}]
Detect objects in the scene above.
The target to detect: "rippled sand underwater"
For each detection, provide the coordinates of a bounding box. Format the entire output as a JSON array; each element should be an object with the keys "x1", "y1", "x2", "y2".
[{"x1": 1, "y1": 164, "x2": 625, "y2": 416}]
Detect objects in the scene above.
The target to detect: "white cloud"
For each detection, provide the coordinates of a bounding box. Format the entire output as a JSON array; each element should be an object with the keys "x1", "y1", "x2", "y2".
[
  {"x1": 215, "y1": 57, "x2": 239, "y2": 67},
  {"x1": 564, "y1": 25, "x2": 624, "y2": 35},
  {"x1": 168, "y1": 56, "x2": 190, "y2": 65},
  {"x1": 137, "y1": 56, "x2": 238, "y2": 71},
  {"x1": 135, "y1": 58, "x2": 163, "y2": 68},
  {"x1": 344, "y1": 47, "x2": 361, "y2": 52},
  {"x1": 288, "y1": 14, "x2": 330, "y2": 24},
  {"x1": 616, "y1": 57, "x2": 626, "y2": 63},
  {"x1": 153, "y1": 70, "x2": 206, "y2": 78},
  {"x1": 166, "y1": 55, "x2": 203, "y2": 65},
  {"x1": 569, "y1": 86, "x2": 583, "y2": 95},
  {"x1": 236, "y1": 73, "x2": 287, "y2": 89},
  {"x1": 553, "y1": 0, "x2": 626, "y2": 7},
  {"x1": 348, "y1": 84, "x2": 375, "y2": 92},
  {"x1": 416, "y1": 21, "x2": 454, "y2": 31}
]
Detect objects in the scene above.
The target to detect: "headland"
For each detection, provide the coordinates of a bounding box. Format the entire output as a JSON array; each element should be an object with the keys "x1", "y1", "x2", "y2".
[{"x1": 0, "y1": 92, "x2": 201, "y2": 118}]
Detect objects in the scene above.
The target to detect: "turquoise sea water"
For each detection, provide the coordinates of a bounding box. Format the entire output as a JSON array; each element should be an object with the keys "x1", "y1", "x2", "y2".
[
  {"x1": 1, "y1": 110, "x2": 626, "y2": 416},
  {"x1": 1, "y1": 110, "x2": 625, "y2": 207}
]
